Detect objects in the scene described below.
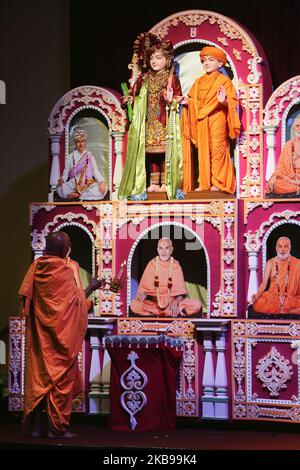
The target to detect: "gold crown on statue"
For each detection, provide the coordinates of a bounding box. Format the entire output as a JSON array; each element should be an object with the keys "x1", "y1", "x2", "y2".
[{"x1": 133, "y1": 32, "x2": 173, "y2": 71}]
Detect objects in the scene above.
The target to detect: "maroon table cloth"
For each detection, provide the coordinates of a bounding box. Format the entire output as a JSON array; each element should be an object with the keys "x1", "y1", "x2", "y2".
[{"x1": 105, "y1": 335, "x2": 183, "y2": 431}]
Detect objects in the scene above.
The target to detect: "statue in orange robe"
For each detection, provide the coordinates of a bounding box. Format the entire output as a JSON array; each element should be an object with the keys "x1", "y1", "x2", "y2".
[
  {"x1": 130, "y1": 238, "x2": 201, "y2": 317},
  {"x1": 252, "y1": 237, "x2": 300, "y2": 314},
  {"x1": 181, "y1": 46, "x2": 241, "y2": 194},
  {"x1": 266, "y1": 117, "x2": 300, "y2": 195},
  {"x1": 19, "y1": 231, "x2": 102, "y2": 438}
]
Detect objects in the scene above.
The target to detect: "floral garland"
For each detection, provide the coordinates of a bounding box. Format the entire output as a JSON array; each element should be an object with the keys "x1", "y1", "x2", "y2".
[
  {"x1": 154, "y1": 256, "x2": 174, "y2": 310},
  {"x1": 275, "y1": 256, "x2": 290, "y2": 313}
]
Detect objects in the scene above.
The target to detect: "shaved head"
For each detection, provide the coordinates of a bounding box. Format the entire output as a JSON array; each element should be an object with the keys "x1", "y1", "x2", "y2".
[{"x1": 45, "y1": 231, "x2": 71, "y2": 259}]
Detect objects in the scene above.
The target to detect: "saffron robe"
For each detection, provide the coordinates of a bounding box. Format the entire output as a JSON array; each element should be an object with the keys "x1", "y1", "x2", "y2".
[
  {"x1": 266, "y1": 139, "x2": 300, "y2": 195},
  {"x1": 19, "y1": 255, "x2": 89, "y2": 434},
  {"x1": 130, "y1": 257, "x2": 201, "y2": 317},
  {"x1": 181, "y1": 70, "x2": 240, "y2": 194},
  {"x1": 253, "y1": 256, "x2": 300, "y2": 314}
]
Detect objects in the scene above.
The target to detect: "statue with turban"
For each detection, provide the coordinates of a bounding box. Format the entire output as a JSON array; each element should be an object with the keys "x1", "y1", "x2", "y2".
[
  {"x1": 181, "y1": 46, "x2": 241, "y2": 194},
  {"x1": 56, "y1": 127, "x2": 108, "y2": 201}
]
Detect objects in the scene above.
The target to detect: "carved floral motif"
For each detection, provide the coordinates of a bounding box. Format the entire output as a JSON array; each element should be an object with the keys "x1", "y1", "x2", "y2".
[{"x1": 255, "y1": 347, "x2": 293, "y2": 397}]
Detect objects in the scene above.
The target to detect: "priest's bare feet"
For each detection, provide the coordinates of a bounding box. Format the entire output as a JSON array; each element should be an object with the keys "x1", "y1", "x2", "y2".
[
  {"x1": 210, "y1": 186, "x2": 220, "y2": 192},
  {"x1": 159, "y1": 184, "x2": 166, "y2": 192}
]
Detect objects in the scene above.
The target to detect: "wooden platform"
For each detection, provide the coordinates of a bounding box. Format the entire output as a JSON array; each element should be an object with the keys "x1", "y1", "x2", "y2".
[
  {"x1": 146, "y1": 191, "x2": 234, "y2": 201},
  {"x1": 185, "y1": 190, "x2": 234, "y2": 200},
  {"x1": 146, "y1": 192, "x2": 168, "y2": 201}
]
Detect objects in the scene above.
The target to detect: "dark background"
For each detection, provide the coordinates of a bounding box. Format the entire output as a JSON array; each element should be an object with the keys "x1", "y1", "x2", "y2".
[{"x1": 70, "y1": 0, "x2": 300, "y2": 92}]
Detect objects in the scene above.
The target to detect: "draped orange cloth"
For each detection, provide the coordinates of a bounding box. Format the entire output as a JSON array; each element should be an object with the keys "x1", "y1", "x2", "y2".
[
  {"x1": 253, "y1": 257, "x2": 300, "y2": 314},
  {"x1": 181, "y1": 70, "x2": 240, "y2": 193},
  {"x1": 266, "y1": 139, "x2": 300, "y2": 194},
  {"x1": 19, "y1": 255, "x2": 89, "y2": 434},
  {"x1": 130, "y1": 257, "x2": 201, "y2": 317}
]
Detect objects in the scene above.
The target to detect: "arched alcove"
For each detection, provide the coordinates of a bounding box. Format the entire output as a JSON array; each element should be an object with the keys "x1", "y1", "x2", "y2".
[
  {"x1": 128, "y1": 222, "x2": 209, "y2": 316},
  {"x1": 48, "y1": 85, "x2": 127, "y2": 201},
  {"x1": 66, "y1": 109, "x2": 110, "y2": 196},
  {"x1": 148, "y1": 9, "x2": 272, "y2": 198},
  {"x1": 264, "y1": 222, "x2": 300, "y2": 263},
  {"x1": 55, "y1": 223, "x2": 94, "y2": 288}
]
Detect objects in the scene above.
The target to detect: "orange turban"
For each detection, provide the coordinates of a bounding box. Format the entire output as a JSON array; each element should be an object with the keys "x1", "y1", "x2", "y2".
[{"x1": 200, "y1": 46, "x2": 227, "y2": 65}]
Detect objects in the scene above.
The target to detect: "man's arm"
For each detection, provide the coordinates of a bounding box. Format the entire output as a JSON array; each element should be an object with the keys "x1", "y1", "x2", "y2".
[
  {"x1": 252, "y1": 259, "x2": 273, "y2": 303},
  {"x1": 84, "y1": 278, "x2": 104, "y2": 299}
]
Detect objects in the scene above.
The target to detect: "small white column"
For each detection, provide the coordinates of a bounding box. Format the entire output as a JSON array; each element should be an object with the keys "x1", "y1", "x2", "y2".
[
  {"x1": 201, "y1": 332, "x2": 215, "y2": 419},
  {"x1": 0, "y1": 80, "x2": 6, "y2": 104},
  {"x1": 214, "y1": 332, "x2": 228, "y2": 419},
  {"x1": 111, "y1": 131, "x2": 124, "y2": 200},
  {"x1": 193, "y1": 319, "x2": 230, "y2": 421},
  {"x1": 264, "y1": 127, "x2": 277, "y2": 181},
  {"x1": 99, "y1": 349, "x2": 111, "y2": 415},
  {"x1": 247, "y1": 250, "x2": 259, "y2": 304},
  {"x1": 88, "y1": 330, "x2": 102, "y2": 414},
  {"x1": 48, "y1": 134, "x2": 62, "y2": 201},
  {"x1": 87, "y1": 319, "x2": 115, "y2": 415},
  {"x1": 0, "y1": 340, "x2": 6, "y2": 365}
]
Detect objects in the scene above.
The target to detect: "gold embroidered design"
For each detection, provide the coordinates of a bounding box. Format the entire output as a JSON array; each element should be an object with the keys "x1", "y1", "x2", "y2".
[{"x1": 145, "y1": 70, "x2": 168, "y2": 152}]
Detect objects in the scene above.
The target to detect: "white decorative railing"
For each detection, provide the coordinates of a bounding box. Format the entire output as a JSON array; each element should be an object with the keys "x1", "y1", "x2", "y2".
[
  {"x1": 87, "y1": 317, "x2": 115, "y2": 415},
  {"x1": 193, "y1": 319, "x2": 230, "y2": 419}
]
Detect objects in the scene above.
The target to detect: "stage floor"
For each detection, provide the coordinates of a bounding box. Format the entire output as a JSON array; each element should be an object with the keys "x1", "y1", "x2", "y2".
[{"x1": 1, "y1": 416, "x2": 300, "y2": 454}]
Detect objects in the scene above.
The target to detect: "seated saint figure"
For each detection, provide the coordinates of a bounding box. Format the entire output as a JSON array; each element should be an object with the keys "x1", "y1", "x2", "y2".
[
  {"x1": 130, "y1": 237, "x2": 201, "y2": 317},
  {"x1": 56, "y1": 127, "x2": 108, "y2": 201},
  {"x1": 266, "y1": 116, "x2": 300, "y2": 196},
  {"x1": 252, "y1": 236, "x2": 300, "y2": 315}
]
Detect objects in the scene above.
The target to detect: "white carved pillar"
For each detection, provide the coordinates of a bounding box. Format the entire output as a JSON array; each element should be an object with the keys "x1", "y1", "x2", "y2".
[
  {"x1": 88, "y1": 330, "x2": 102, "y2": 414},
  {"x1": 245, "y1": 232, "x2": 261, "y2": 305},
  {"x1": 193, "y1": 320, "x2": 230, "y2": 421},
  {"x1": 264, "y1": 126, "x2": 277, "y2": 181},
  {"x1": 87, "y1": 320, "x2": 115, "y2": 415},
  {"x1": 111, "y1": 131, "x2": 124, "y2": 200},
  {"x1": 0, "y1": 340, "x2": 6, "y2": 364},
  {"x1": 48, "y1": 134, "x2": 62, "y2": 201},
  {"x1": 247, "y1": 251, "x2": 259, "y2": 304},
  {"x1": 99, "y1": 349, "x2": 111, "y2": 414},
  {"x1": 214, "y1": 332, "x2": 228, "y2": 419},
  {"x1": 0, "y1": 80, "x2": 6, "y2": 104},
  {"x1": 201, "y1": 332, "x2": 215, "y2": 419}
]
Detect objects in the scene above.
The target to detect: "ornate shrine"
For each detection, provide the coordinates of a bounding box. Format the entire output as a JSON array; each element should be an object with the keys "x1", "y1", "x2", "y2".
[{"x1": 8, "y1": 10, "x2": 300, "y2": 429}]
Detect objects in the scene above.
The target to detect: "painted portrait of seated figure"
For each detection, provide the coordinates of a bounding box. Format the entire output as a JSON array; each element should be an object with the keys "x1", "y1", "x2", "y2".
[
  {"x1": 249, "y1": 235, "x2": 300, "y2": 319},
  {"x1": 130, "y1": 236, "x2": 205, "y2": 318},
  {"x1": 56, "y1": 115, "x2": 109, "y2": 201},
  {"x1": 266, "y1": 115, "x2": 300, "y2": 197}
]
